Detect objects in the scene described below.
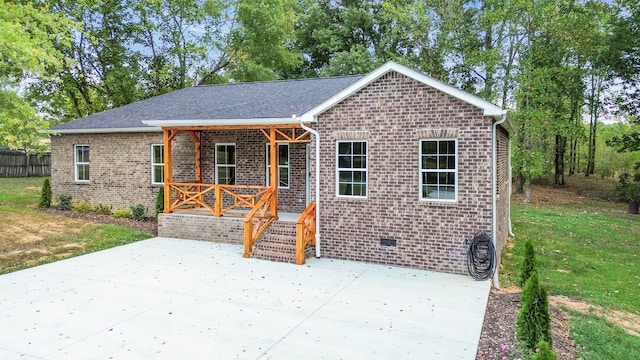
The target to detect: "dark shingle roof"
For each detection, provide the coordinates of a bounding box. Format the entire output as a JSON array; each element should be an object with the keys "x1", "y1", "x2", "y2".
[{"x1": 52, "y1": 75, "x2": 364, "y2": 132}]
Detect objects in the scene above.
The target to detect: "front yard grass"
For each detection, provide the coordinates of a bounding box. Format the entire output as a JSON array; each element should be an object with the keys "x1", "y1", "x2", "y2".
[
  {"x1": 501, "y1": 178, "x2": 640, "y2": 359},
  {"x1": 0, "y1": 177, "x2": 151, "y2": 274}
]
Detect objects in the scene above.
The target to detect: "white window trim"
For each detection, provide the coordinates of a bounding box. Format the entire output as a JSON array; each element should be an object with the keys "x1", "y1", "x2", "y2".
[
  {"x1": 335, "y1": 140, "x2": 368, "y2": 198},
  {"x1": 74, "y1": 144, "x2": 90, "y2": 182},
  {"x1": 151, "y1": 144, "x2": 164, "y2": 185},
  {"x1": 215, "y1": 143, "x2": 236, "y2": 185},
  {"x1": 419, "y1": 138, "x2": 458, "y2": 202},
  {"x1": 265, "y1": 143, "x2": 290, "y2": 189}
]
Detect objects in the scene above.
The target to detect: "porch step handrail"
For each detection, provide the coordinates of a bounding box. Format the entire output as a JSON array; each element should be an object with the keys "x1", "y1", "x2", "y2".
[
  {"x1": 243, "y1": 187, "x2": 277, "y2": 258},
  {"x1": 295, "y1": 201, "x2": 316, "y2": 265}
]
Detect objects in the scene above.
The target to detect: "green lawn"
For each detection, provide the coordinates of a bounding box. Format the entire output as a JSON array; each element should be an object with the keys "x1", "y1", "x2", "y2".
[
  {"x1": 501, "y1": 182, "x2": 640, "y2": 359},
  {"x1": 0, "y1": 177, "x2": 152, "y2": 274}
]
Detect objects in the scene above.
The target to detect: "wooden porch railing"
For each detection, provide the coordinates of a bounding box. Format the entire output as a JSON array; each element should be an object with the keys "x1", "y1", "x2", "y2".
[
  {"x1": 295, "y1": 201, "x2": 316, "y2": 265},
  {"x1": 243, "y1": 187, "x2": 277, "y2": 258},
  {"x1": 167, "y1": 181, "x2": 269, "y2": 217}
]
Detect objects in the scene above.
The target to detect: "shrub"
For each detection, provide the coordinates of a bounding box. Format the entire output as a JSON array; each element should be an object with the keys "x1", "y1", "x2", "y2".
[
  {"x1": 155, "y1": 187, "x2": 164, "y2": 217},
  {"x1": 57, "y1": 194, "x2": 72, "y2": 211},
  {"x1": 130, "y1": 204, "x2": 146, "y2": 221},
  {"x1": 38, "y1": 178, "x2": 52, "y2": 208},
  {"x1": 94, "y1": 203, "x2": 113, "y2": 215},
  {"x1": 532, "y1": 341, "x2": 557, "y2": 360},
  {"x1": 516, "y1": 272, "x2": 552, "y2": 350},
  {"x1": 74, "y1": 202, "x2": 92, "y2": 213},
  {"x1": 113, "y1": 209, "x2": 131, "y2": 219},
  {"x1": 519, "y1": 240, "x2": 538, "y2": 287}
]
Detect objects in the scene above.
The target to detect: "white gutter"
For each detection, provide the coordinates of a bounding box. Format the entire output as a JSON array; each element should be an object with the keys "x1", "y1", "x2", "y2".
[
  {"x1": 51, "y1": 127, "x2": 162, "y2": 135},
  {"x1": 143, "y1": 117, "x2": 297, "y2": 128},
  {"x1": 492, "y1": 112, "x2": 509, "y2": 289},
  {"x1": 297, "y1": 115, "x2": 322, "y2": 259}
]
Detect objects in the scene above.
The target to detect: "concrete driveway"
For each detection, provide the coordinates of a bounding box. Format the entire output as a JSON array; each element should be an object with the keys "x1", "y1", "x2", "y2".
[{"x1": 0, "y1": 237, "x2": 490, "y2": 359}]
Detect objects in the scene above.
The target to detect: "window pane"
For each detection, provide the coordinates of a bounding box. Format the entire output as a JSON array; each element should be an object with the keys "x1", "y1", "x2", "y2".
[
  {"x1": 422, "y1": 141, "x2": 437, "y2": 154},
  {"x1": 78, "y1": 164, "x2": 89, "y2": 181},
  {"x1": 353, "y1": 155, "x2": 366, "y2": 169},
  {"x1": 153, "y1": 165, "x2": 164, "y2": 183},
  {"x1": 338, "y1": 155, "x2": 352, "y2": 168},
  {"x1": 279, "y1": 168, "x2": 288, "y2": 187},
  {"x1": 424, "y1": 185, "x2": 438, "y2": 198},
  {"x1": 422, "y1": 156, "x2": 436, "y2": 169},
  {"x1": 426, "y1": 172, "x2": 437, "y2": 184},
  {"x1": 339, "y1": 171, "x2": 352, "y2": 182},
  {"x1": 338, "y1": 142, "x2": 351, "y2": 155},
  {"x1": 153, "y1": 145, "x2": 163, "y2": 163},
  {"x1": 278, "y1": 145, "x2": 288, "y2": 165},
  {"x1": 353, "y1": 142, "x2": 362, "y2": 154},
  {"x1": 227, "y1": 146, "x2": 235, "y2": 164},
  {"x1": 441, "y1": 186, "x2": 455, "y2": 199},
  {"x1": 439, "y1": 172, "x2": 455, "y2": 185},
  {"x1": 339, "y1": 183, "x2": 351, "y2": 196}
]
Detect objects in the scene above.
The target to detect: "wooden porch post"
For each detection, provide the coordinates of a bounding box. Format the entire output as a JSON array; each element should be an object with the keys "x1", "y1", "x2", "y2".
[
  {"x1": 163, "y1": 129, "x2": 173, "y2": 213},
  {"x1": 269, "y1": 128, "x2": 278, "y2": 218}
]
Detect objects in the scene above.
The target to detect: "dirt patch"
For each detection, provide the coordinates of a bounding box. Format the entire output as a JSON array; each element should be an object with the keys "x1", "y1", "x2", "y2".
[
  {"x1": 476, "y1": 289, "x2": 576, "y2": 360},
  {"x1": 40, "y1": 208, "x2": 157, "y2": 236},
  {"x1": 550, "y1": 295, "x2": 640, "y2": 337}
]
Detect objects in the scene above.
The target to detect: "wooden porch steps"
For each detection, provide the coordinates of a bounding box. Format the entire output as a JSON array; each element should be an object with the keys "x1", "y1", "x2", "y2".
[{"x1": 250, "y1": 221, "x2": 314, "y2": 264}]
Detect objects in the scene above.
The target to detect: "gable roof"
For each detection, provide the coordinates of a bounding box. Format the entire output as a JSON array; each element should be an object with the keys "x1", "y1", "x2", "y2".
[
  {"x1": 51, "y1": 75, "x2": 364, "y2": 133},
  {"x1": 51, "y1": 61, "x2": 508, "y2": 134},
  {"x1": 301, "y1": 61, "x2": 507, "y2": 122}
]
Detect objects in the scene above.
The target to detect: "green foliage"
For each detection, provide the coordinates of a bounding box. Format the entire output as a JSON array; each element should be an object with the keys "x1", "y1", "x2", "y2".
[
  {"x1": 155, "y1": 187, "x2": 164, "y2": 217},
  {"x1": 73, "y1": 202, "x2": 92, "y2": 214},
  {"x1": 57, "y1": 195, "x2": 72, "y2": 211},
  {"x1": 517, "y1": 272, "x2": 552, "y2": 350},
  {"x1": 38, "y1": 178, "x2": 52, "y2": 208},
  {"x1": 532, "y1": 341, "x2": 557, "y2": 360},
  {"x1": 130, "y1": 204, "x2": 147, "y2": 221},
  {"x1": 113, "y1": 209, "x2": 131, "y2": 219},
  {"x1": 519, "y1": 240, "x2": 537, "y2": 287},
  {"x1": 94, "y1": 203, "x2": 112, "y2": 215},
  {"x1": 615, "y1": 173, "x2": 640, "y2": 201}
]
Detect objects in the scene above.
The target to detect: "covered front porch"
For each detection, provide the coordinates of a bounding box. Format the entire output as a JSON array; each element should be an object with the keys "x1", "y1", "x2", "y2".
[{"x1": 158, "y1": 124, "x2": 316, "y2": 264}]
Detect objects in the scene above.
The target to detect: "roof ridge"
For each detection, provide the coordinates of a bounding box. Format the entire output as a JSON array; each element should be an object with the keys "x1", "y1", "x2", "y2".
[{"x1": 193, "y1": 74, "x2": 365, "y2": 88}]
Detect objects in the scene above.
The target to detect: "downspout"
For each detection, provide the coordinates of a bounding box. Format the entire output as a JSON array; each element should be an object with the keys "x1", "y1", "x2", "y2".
[
  {"x1": 492, "y1": 112, "x2": 509, "y2": 289},
  {"x1": 297, "y1": 116, "x2": 322, "y2": 259}
]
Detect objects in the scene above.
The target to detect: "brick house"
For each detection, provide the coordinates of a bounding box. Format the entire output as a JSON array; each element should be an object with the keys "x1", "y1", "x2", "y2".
[{"x1": 51, "y1": 61, "x2": 513, "y2": 280}]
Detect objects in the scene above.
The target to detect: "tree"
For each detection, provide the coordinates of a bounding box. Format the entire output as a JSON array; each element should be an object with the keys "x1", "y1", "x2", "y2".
[
  {"x1": 516, "y1": 272, "x2": 553, "y2": 351},
  {"x1": 0, "y1": 0, "x2": 75, "y2": 150},
  {"x1": 518, "y1": 240, "x2": 537, "y2": 287}
]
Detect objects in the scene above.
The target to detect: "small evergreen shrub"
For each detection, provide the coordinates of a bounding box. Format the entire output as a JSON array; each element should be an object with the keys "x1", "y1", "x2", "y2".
[
  {"x1": 130, "y1": 204, "x2": 147, "y2": 221},
  {"x1": 113, "y1": 209, "x2": 131, "y2": 219},
  {"x1": 74, "y1": 202, "x2": 92, "y2": 213},
  {"x1": 519, "y1": 240, "x2": 537, "y2": 287},
  {"x1": 516, "y1": 272, "x2": 553, "y2": 350},
  {"x1": 155, "y1": 187, "x2": 164, "y2": 217},
  {"x1": 38, "y1": 178, "x2": 52, "y2": 208},
  {"x1": 57, "y1": 194, "x2": 72, "y2": 211},
  {"x1": 532, "y1": 341, "x2": 557, "y2": 360},
  {"x1": 94, "y1": 203, "x2": 113, "y2": 215}
]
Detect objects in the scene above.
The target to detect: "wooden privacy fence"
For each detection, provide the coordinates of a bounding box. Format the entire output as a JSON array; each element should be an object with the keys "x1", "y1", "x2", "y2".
[{"x1": 0, "y1": 150, "x2": 51, "y2": 177}]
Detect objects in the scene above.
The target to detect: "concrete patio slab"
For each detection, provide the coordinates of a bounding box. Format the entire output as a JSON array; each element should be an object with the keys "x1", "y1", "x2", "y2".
[{"x1": 0, "y1": 237, "x2": 490, "y2": 359}]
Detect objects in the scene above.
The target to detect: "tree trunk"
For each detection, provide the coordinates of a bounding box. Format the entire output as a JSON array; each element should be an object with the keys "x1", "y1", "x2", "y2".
[
  {"x1": 568, "y1": 138, "x2": 577, "y2": 175},
  {"x1": 516, "y1": 171, "x2": 524, "y2": 194},
  {"x1": 523, "y1": 175, "x2": 532, "y2": 203},
  {"x1": 554, "y1": 134, "x2": 566, "y2": 185}
]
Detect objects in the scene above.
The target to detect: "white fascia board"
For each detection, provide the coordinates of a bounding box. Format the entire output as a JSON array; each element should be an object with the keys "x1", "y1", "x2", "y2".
[
  {"x1": 301, "y1": 61, "x2": 506, "y2": 120},
  {"x1": 142, "y1": 117, "x2": 297, "y2": 127},
  {"x1": 51, "y1": 127, "x2": 162, "y2": 135}
]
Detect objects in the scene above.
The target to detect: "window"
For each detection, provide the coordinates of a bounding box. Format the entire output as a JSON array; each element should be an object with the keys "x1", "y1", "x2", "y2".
[
  {"x1": 74, "y1": 145, "x2": 90, "y2": 181},
  {"x1": 336, "y1": 141, "x2": 367, "y2": 197},
  {"x1": 151, "y1": 144, "x2": 164, "y2": 184},
  {"x1": 420, "y1": 139, "x2": 457, "y2": 201},
  {"x1": 266, "y1": 143, "x2": 289, "y2": 188},
  {"x1": 216, "y1": 144, "x2": 236, "y2": 185}
]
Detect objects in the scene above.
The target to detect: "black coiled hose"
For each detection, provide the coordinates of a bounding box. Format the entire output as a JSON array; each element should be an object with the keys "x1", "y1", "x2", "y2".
[{"x1": 466, "y1": 231, "x2": 496, "y2": 281}]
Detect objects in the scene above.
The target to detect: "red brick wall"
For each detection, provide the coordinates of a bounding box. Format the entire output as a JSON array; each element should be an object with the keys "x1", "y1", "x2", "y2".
[{"x1": 313, "y1": 71, "x2": 496, "y2": 274}]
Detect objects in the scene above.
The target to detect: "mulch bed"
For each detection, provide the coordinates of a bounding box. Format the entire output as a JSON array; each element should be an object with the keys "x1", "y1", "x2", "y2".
[{"x1": 476, "y1": 289, "x2": 576, "y2": 360}]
